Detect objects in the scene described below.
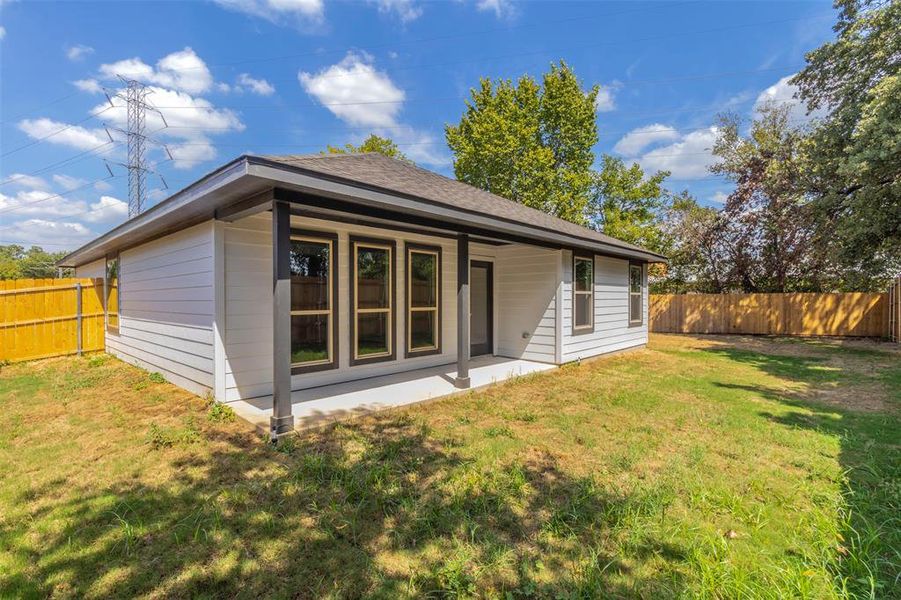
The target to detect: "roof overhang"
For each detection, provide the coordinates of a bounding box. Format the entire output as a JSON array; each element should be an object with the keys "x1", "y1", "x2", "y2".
[{"x1": 59, "y1": 155, "x2": 668, "y2": 267}]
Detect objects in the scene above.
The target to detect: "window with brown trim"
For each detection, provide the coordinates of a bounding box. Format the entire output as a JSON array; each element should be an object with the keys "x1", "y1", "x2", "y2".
[
  {"x1": 351, "y1": 237, "x2": 395, "y2": 364},
  {"x1": 629, "y1": 262, "x2": 643, "y2": 326},
  {"x1": 406, "y1": 244, "x2": 441, "y2": 357},
  {"x1": 573, "y1": 255, "x2": 594, "y2": 333},
  {"x1": 105, "y1": 254, "x2": 119, "y2": 333},
  {"x1": 290, "y1": 232, "x2": 338, "y2": 373}
]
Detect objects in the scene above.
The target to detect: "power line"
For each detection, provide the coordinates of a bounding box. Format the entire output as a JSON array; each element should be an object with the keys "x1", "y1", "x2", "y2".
[
  {"x1": 0, "y1": 90, "x2": 83, "y2": 127},
  {"x1": 145, "y1": 1, "x2": 699, "y2": 74},
  {"x1": 0, "y1": 176, "x2": 120, "y2": 218},
  {"x1": 0, "y1": 141, "x2": 120, "y2": 187},
  {"x1": 1, "y1": 106, "x2": 112, "y2": 158}
]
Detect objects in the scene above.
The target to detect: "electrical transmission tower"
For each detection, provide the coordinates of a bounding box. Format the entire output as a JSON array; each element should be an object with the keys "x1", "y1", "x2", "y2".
[{"x1": 103, "y1": 77, "x2": 171, "y2": 218}]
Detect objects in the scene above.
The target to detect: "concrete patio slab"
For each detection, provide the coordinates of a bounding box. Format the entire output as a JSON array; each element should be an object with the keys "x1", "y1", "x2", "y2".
[{"x1": 229, "y1": 356, "x2": 556, "y2": 431}]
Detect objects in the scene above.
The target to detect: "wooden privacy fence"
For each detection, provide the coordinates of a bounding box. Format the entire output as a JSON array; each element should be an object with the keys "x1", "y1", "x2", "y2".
[
  {"x1": 0, "y1": 278, "x2": 106, "y2": 363},
  {"x1": 650, "y1": 292, "x2": 894, "y2": 338}
]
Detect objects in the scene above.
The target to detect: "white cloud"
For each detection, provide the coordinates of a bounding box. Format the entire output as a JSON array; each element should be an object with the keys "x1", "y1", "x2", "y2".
[
  {"x1": 635, "y1": 126, "x2": 721, "y2": 180},
  {"x1": 0, "y1": 26, "x2": 7, "y2": 40},
  {"x1": 91, "y1": 85, "x2": 244, "y2": 169},
  {"x1": 0, "y1": 188, "x2": 84, "y2": 218},
  {"x1": 299, "y1": 53, "x2": 405, "y2": 128},
  {"x1": 371, "y1": 0, "x2": 422, "y2": 23},
  {"x1": 613, "y1": 124, "x2": 680, "y2": 156},
  {"x1": 595, "y1": 81, "x2": 621, "y2": 113},
  {"x1": 476, "y1": 0, "x2": 516, "y2": 19},
  {"x1": 73, "y1": 78, "x2": 102, "y2": 94},
  {"x1": 83, "y1": 195, "x2": 128, "y2": 222},
  {"x1": 66, "y1": 44, "x2": 94, "y2": 61},
  {"x1": 98, "y1": 47, "x2": 213, "y2": 95},
  {"x1": 17, "y1": 118, "x2": 110, "y2": 151},
  {"x1": 214, "y1": 0, "x2": 324, "y2": 24},
  {"x1": 1, "y1": 219, "x2": 93, "y2": 248},
  {"x1": 383, "y1": 124, "x2": 450, "y2": 167},
  {"x1": 754, "y1": 74, "x2": 827, "y2": 124},
  {"x1": 236, "y1": 73, "x2": 275, "y2": 96},
  {"x1": 711, "y1": 191, "x2": 729, "y2": 204},
  {"x1": 167, "y1": 139, "x2": 219, "y2": 170},
  {"x1": 52, "y1": 174, "x2": 88, "y2": 191},
  {"x1": 2, "y1": 174, "x2": 50, "y2": 190}
]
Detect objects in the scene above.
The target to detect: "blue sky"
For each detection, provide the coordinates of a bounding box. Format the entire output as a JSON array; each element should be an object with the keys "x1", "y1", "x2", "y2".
[{"x1": 0, "y1": 0, "x2": 836, "y2": 250}]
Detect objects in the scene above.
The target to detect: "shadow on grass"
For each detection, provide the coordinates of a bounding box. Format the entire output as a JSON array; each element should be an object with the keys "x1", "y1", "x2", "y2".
[
  {"x1": 4, "y1": 414, "x2": 686, "y2": 598},
  {"x1": 703, "y1": 341, "x2": 900, "y2": 599}
]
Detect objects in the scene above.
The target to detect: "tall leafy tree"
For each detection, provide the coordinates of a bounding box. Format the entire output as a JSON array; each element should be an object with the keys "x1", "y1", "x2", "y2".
[
  {"x1": 589, "y1": 155, "x2": 671, "y2": 254},
  {"x1": 326, "y1": 134, "x2": 411, "y2": 163},
  {"x1": 791, "y1": 0, "x2": 901, "y2": 283},
  {"x1": 446, "y1": 61, "x2": 599, "y2": 223},
  {"x1": 710, "y1": 102, "x2": 832, "y2": 292}
]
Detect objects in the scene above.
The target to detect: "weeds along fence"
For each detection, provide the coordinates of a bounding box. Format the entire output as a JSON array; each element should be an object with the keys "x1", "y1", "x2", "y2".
[
  {"x1": 649, "y1": 291, "x2": 895, "y2": 338},
  {"x1": 0, "y1": 278, "x2": 105, "y2": 362}
]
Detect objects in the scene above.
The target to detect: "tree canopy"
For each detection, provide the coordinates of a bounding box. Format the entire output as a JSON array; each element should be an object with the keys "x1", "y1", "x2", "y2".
[
  {"x1": 446, "y1": 61, "x2": 599, "y2": 224},
  {"x1": 325, "y1": 134, "x2": 411, "y2": 163},
  {"x1": 0, "y1": 245, "x2": 68, "y2": 280},
  {"x1": 790, "y1": 0, "x2": 901, "y2": 283},
  {"x1": 589, "y1": 155, "x2": 671, "y2": 256}
]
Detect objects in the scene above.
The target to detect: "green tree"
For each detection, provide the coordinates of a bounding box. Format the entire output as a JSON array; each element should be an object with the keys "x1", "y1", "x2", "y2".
[
  {"x1": 0, "y1": 245, "x2": 68, "y2": 280},
  {"x1": 325, "y1": 134, "x2": 411, "y2": 163},
  {"x1": 654, "y1": 192, "x2": 727, "y2": 294},
  {"x1": 791, "y1": 0, "x2": 901, "y2": 284},
  {"x1": 710, "y1": 102, "x2": 834, "y2": 292},
  {"x1": 589, "y1": 155, "x2": 671, "y2": 254},
  {"x1": 446, "y1": 61, "x2": 599, "y2": 223}
]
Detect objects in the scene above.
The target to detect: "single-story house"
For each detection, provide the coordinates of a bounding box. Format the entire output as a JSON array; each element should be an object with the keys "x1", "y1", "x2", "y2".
[{"x1": 59, "y1": 153, "x2": 666, "y2": 437}]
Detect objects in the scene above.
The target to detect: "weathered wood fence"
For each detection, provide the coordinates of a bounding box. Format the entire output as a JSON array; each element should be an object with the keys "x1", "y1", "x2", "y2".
[
  {"x1": 649, "y1": 291, "x2": 895, "y2": 338},
  {"x1": 0, "y1": 278, "x2": 106, "y2": 363}
]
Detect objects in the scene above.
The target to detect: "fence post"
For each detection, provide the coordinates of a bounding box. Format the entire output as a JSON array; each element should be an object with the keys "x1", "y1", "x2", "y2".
[{"x1": 75, "y1": 282, "x2": 83, "y2": 356}]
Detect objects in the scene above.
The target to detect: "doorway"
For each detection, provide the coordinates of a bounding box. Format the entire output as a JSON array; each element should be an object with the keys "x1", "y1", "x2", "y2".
[{"x1": 470, "y1": 261, "x2": 493, "y2": 357}]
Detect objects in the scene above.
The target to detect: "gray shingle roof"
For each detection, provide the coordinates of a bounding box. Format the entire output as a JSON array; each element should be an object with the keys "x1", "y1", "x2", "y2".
[{"x1": 260, "y1": 152, "x2": 665, "y2": 260}]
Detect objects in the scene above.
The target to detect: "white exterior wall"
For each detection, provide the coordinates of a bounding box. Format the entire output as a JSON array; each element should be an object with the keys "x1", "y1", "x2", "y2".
[
  {"x1": 105, "y1": 222, "x2": 216, "y2": 396},
  {"x1": 560, "y1": 250, "x2": 648, "y2": 363},
  {"x1": 222, "y1": 213, "x2": 461, "y2": 402},
  {"x1": 495, "y1": 245, "x2": 560, "y2": 363},
  {"x1": 74, "y1": 258, "x2": 105, "y2": 279}
]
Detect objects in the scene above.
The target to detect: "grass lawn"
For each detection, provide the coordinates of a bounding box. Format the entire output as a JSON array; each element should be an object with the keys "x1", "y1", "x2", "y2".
[{"x1": 1, "y1": 334, "x2": 898, "y2": 599}]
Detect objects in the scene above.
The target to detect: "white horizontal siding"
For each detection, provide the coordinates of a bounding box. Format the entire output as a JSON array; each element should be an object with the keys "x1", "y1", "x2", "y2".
[
  {"x1": 75, "y1": 258, "x2": 105, "y2": 279},
  {"x1": 223, "y1": 213, "x2": 459, "y2": 402},
  {"x1": 495, "y1": 245, "x2": 559, "y2": 363},
  {"x1": 106, "y1": 221, "x2": 215, "y2": 396},
  {"x1": 561, "y1": 251, "x2": 648, "y2": 363}
]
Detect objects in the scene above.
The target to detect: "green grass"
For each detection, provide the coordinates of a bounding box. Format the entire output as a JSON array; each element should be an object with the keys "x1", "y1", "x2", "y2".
[{"x1": 0, "y1": 335, "x2": 898, "y2": 598}]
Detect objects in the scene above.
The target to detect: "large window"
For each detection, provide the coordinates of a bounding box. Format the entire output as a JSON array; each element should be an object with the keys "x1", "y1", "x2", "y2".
[
  {"x1": 406, "y1": 244, "x2": 441, "y2": 357},
  {"x1": 629, "y1": 262, "x2": 643, "y2": 326},
  {"x1": 573, "y1": 255, "x2": 594, "y2": 333},
  {"x1": 105, "y1": 254, "x2": 119, "y2": 333},
  {"x1": 290, "y1": 232, "x2": 337, "y2": 373},
  {"x1": 352, "y1": 238, "x2": 395, "y2": 364}
]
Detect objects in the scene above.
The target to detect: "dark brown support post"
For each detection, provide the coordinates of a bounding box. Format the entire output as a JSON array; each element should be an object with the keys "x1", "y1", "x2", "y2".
[
  {"x1": 271, "y1": 200, "x2": 294, "y2": 439},
  {"x1": 456, "y1": 233, "x2": 470, "y2": 388}
]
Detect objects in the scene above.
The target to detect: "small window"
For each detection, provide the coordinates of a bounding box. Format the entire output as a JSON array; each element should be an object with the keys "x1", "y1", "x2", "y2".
[
  {"x1": 105, "y1": 254, "x2": 119, "y2": 333},
  {"x1": 629, "y1": 263, "x2": 643, "y2": 326},
  {"x1": 352, "y1": 238, "x2": 395, "y2": 364},
  {"x1": 573, "y1": 255, "x2": 593, "y2": 332},
  {"x1": 290, "y1": 233, "x2": 337, "y2": 372},
  {"x1": 407, "y1": 245, "x2": 441, "y2": 356}
]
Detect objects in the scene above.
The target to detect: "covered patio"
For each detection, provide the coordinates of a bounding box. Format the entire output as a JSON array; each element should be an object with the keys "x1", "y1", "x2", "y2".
[{"x1": 229, "y1": 355, "x2": 556, "y2": 431}]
